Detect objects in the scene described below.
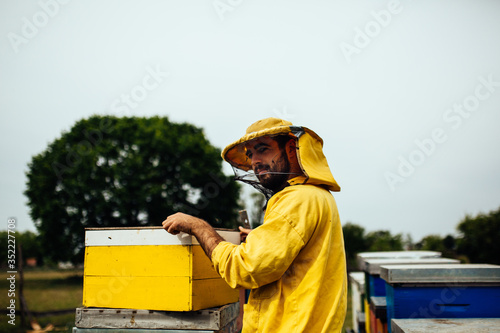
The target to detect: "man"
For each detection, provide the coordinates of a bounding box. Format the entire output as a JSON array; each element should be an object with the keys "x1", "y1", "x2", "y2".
[{"x1": 162, "y1": 118, "x2": 347, "y2": 332}]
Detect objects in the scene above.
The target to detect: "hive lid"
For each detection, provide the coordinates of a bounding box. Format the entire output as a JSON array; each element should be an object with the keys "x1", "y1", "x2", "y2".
[
  {"x1": 356, "y1": 251, "x2": 441, "y2": 270},
  {"x1": 349, "y1": 272, "x2": 365, "y2": 289},
  {"x1": 364, "y1": 257, "x2": 460, "y2": 275},
  {"x1": 85, "y1": 227, "x2": 240, "y2": 246},
  {"x1": 370, "y1": 296, "x2": 387, "y2": 308},
  {"x1": 380, "y1": 264, "x2": 500, "y2": 284}
]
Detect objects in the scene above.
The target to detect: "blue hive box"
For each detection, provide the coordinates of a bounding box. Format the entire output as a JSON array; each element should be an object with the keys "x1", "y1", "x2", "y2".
[
  {"x1": 380, "y1": 264, "x2": 500, "y2": 333},
  {"x1": 356, "y1": 251, "x2": 443, "y2": 333}
]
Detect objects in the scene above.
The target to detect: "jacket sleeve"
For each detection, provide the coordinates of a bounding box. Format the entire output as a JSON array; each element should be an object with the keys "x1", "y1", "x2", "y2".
[{"x1": 211, "y1": 208, "x2": 306, "y2": 289}]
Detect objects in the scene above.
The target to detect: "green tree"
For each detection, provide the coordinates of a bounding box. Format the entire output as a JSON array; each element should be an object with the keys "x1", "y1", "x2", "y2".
[
  {"x1": 365, "y1": 230, "x2": 403, "y2": 252},
  {"x1": 25, "y1": 116, "x2": 241, "y2": 264},
  {"x1": 416, "y1": 234, "x2": 445, "y2": 252},
  {"x1": 0, "y1": 230, "x2": 42, "y2": 267},
  {"x1": 342, "y1": 222, "x2": 368, "y2": 271},
  {"x1": 415, "y1": 234, "x2": 457, "y2": 259},
  {"x1": 341, "y1": 224, "x2": 405, "y2": 271},
  {"x1": 442, "y1": 235, "x2": 456, "y2": 256},
  {"x1": 456, "y1": 207, "x2": 500, "y2": 264},
  {"x1": 17, "y1": 231, "x2": 43, "y2": 264}
]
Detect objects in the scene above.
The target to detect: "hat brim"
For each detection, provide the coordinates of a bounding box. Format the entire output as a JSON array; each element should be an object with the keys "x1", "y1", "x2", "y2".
[{"x1": 222, "y1": 126, "x2": 294, "y2": 171}]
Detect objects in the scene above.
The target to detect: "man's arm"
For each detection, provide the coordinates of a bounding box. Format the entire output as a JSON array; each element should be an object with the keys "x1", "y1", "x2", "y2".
[{"x1": 162, "y1": 212, "x2": 224, "y2": 258}]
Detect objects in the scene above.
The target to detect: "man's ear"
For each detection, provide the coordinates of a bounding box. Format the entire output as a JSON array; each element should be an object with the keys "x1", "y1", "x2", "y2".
[
  {"x1": 285, "y1": 139, "x2": 297, "y2": 157},
  {"x1": 285, "y1": 138, "x2": 303, "y2": 175}
]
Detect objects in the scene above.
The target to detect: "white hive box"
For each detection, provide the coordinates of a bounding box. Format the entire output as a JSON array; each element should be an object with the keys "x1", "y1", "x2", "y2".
[{"x1": 356, "y1": 251, "x2": 442, "y2": 271}]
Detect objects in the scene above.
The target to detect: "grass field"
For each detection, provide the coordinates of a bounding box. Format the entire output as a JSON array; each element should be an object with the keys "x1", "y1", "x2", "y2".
[
  {"x1": 1, "y1": 268, "x2": 353, "y2": 332},
  {"x1": 0, "y1": 268, "x2": 84, "y2": 333}
]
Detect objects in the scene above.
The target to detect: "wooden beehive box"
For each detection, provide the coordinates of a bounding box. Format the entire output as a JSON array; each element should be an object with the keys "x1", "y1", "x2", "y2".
[
  {"x1": 381, "y1": 264, "x2": 500, "y2": 333},
  {"x1": 364, "y1": 257, "x2": 460, "y2": 298},
  {"x1": 348, "y1": 272, "x2": 366, "y2": 333},
  {"x1": 391, "y1": 318, "x2": 500, "y2": 333},
  {"x1": 356, "y1": 251, "x2": 442, "y2": 271},
  {"x1": 82, "y1": 227, "x2": 240, "y2": 311}
]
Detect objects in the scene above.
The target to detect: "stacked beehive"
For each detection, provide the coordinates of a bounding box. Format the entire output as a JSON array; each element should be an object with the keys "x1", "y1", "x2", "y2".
[
  {"x1": 74, "y1": 227, "x2": 240, "y2": 332},
  {"x1": 350, "y1": 251, "x2": 500, "y2": 333}
]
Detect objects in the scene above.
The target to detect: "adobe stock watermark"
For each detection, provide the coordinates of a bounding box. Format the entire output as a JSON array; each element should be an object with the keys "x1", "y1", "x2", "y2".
[
  {"x1": 52, "y1": 65, "x2": 169, "y2": 181},
  {"x1": 407, "y1": 283, "x2": 466, "y2": 319},
  {"x1": 6, "y1": 218, "x2": 17, "y2": 326},
  {"x1": 272, "y1": 106, "x2": 296, "y2": 122},
  {"x1": 85, "y1": 268, "x2": 135, "y2": 306},
  {"x1": 7, "y1": 0, "x2": 72, "y2": 54},
  {"x1": 212, "y1": 0, "x2": 244, "y2": 21},
  {"x1": 339, "y1": 0, "x2": 405, "y2": 64},
  {"x1": 385, "y1": 74, "x2": 500, "y2": 192},
  {"x1": 109, "y1": 65, "x2": 169, "y2": 116},
  {"x1": 183, "y1": 172, "x2": 232, "y2": 217}
]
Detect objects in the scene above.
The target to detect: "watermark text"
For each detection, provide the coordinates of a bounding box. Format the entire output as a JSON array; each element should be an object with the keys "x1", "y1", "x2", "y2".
[{"x1": 6, "y1": 218, "x2": 17, "y2": 326}]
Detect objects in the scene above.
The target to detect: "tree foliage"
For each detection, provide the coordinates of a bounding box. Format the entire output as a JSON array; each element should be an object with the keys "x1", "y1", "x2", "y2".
[
  {"x1": 24, "y1": 116, "x2": 241, "y2": 263},
  {"x1": 417, "y1": 234, "x2": 444, "y2": 251},
  {"x1": 342, "y1": 223, "x2": 368, "y2": 270},
  {"x1": 365, "y1": 230, "x2": 404, "y2": 252},
  {"x1": 0, "y1": 230, "x2": 42, "y2": 267},
  {"x1": 415, "y1": 234, "x2": 457, "y2": 259},
  {"x1": 341, "y1": 206, "x2": 500, "y2": 271},
  {"x1": 342, "y1": 223, "x2": 404, "y2": 271},
  {"x1": 456, "y1": 207, "x2": 500, "y2": 264}
]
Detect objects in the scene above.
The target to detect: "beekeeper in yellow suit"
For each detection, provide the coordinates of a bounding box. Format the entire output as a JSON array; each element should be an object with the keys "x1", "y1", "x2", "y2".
[{"x1": 163, "y1": 118, "x2": 347, "y2": 332}]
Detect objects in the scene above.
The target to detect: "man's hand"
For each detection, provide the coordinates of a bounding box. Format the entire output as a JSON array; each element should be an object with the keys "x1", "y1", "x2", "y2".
[
  {"x1": 162, "y1": 212, "x2": 204, "y2": 235},
  {"x1": 162, "y1": 212, "x2": 224, "y2": 258},
  {"x1": 239, "y1": 226, "x2": 252, "y2": 242}
]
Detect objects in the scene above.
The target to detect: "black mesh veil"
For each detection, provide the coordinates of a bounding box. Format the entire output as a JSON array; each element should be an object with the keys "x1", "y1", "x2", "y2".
[{"x1": 232, "y1": 167, "x2": 276, "y2": 201}]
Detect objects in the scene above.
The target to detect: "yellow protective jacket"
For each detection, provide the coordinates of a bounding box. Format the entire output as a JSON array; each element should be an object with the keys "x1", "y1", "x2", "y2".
[{"x1": 213, "y1": 118, "x2": 347, "y2": 332}]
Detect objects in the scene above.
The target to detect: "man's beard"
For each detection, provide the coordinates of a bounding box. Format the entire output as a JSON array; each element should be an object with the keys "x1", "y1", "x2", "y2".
[{"x1": 255, "y1": 152, "x2": 291, "y2": 193}]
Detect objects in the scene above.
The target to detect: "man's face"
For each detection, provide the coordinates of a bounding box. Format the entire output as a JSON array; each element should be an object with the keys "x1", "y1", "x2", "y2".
[{"x1": 245, "y1": 136, "x2": 290, "y2": 192}]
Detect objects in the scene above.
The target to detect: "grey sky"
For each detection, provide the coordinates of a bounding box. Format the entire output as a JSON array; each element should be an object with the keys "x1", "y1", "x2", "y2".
[{"x1": 1, "y1": 0, "x2": 499, "y2": 242}]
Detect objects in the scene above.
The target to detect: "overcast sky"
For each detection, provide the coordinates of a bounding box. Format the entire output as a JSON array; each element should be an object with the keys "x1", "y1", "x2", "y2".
[{"x1": 1, "y1": 0, "x2": 499, "y2": 242}]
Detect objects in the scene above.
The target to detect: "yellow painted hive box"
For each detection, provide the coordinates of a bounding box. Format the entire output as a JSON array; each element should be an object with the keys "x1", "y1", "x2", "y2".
[{"x1": 83, "y1": 227, "x2": 240, "y2": 311}]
